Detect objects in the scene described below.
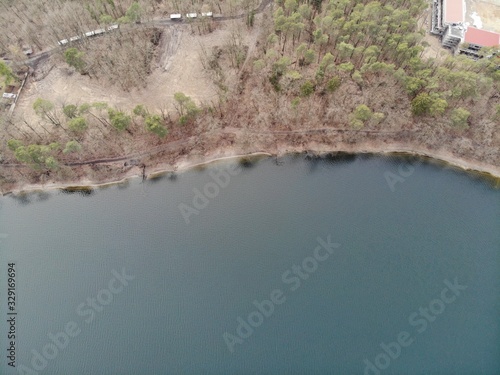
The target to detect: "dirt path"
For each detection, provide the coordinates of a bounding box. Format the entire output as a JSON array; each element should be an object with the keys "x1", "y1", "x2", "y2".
[
  {"x1": 1, "y1": 127, "x2": 403, "y2": 169},
  {"x1": 238, "y1": 15, "x2": 263, "y2": 76},
  {"x1": 3, "y1": 133, "x2": 499, "y2": 195},
  {"x1": 22, "y1": 0, "x2": 275, "y2": 70}
]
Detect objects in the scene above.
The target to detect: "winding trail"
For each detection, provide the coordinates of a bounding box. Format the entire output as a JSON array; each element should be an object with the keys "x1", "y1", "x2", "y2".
[{"x1": 1, "y1": 127, "x2": 401, "y2": 168}]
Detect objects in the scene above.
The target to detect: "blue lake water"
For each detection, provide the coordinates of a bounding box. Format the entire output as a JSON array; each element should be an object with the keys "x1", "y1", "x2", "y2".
[{"x1": 0, "y1": 154, "x2": 499, "y2": 374}]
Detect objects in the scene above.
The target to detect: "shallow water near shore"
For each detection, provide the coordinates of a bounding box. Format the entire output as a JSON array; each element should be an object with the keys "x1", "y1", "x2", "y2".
[{"x1": 0, "y1": 154, "x2": 499, "y2": 374}]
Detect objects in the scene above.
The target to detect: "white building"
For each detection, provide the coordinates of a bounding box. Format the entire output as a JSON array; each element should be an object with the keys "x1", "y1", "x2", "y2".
[
  {"x1": 431, "y1": 0, "x2": 466, "y2": 50},
  {"x1": 442, "y1": 24, "x2": 466, "y2": 48},
  {"x1": 431, "y1": 0, "x2": 465, "y2": 34}
]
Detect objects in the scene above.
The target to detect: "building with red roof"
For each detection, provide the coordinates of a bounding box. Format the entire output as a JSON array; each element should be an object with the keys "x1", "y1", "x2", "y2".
[
  {"x1": 431, "y1": 0, "x2": 500, "y2": 57},
  {"x1": 464, "y1": 27, "x2": 500, "y2": 47},
  {"x1": 443, "y1": 0, "x2": 465, "y2": 24}
]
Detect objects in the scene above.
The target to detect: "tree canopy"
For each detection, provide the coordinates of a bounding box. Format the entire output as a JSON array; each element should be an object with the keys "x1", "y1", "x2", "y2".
[
  {"x1": 145, "y1": 115, "x2": 168, "y2": 138},
  {"x1": 0, "y1": 61, "x2": 15, "y2": 85},
  {"x1": 108, "y1": 109, "x2": 131, "y2": 131},
  {"x1": 64, "y1": 48, "x2": 86, "y2": 73}
]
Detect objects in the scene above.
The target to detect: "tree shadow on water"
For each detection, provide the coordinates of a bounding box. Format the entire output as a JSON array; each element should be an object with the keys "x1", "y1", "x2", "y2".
[
  {"x1": 34, "y1": 191, "x2": 51, "y2": 202},
  {"x1": 9, "y1": 193, "x2": 33, "y2": 206},
  {"x1": 146, "y1": 173, "x2": 168, "y2": 185},
  {"x1": 7, "y1": 190, "x2": 55, "y2": 206},
  {"x1": 305, "y1": 152, "x2": 357, "y2": 173},
  {"x1": 239, "y1": 157, "x2": 257, "y2": 169},
  {"x1": 60, "y1": 187, "x2": 95, "y2": 197},
  {"x1": 166, "y1": 172, "x2": 178, "y2": 182}
]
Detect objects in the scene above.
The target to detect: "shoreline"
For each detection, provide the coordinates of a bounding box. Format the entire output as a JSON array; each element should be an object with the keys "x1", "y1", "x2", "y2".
[{"x1": 2, "y1": 143, "x2": 499, "y2": 196}]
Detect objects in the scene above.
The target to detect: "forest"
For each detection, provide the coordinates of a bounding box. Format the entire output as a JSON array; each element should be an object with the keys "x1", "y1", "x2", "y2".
[{"x1": 0, "y1": 0, "x2": 499, "y2": 190}]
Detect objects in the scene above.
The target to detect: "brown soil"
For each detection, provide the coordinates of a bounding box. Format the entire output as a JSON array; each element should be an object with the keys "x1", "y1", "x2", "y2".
[
  {"x1": 14, "y1": 24, "x2": 232, "y2": 128},
  {"x1": 12, "y1": 19, "x2": 261, "y2": 135}
]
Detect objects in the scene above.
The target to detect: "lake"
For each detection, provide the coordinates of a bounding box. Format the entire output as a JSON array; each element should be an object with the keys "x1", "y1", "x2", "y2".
[{"x1": 1, "y1": 153, "x2": 499, "y2": 375}]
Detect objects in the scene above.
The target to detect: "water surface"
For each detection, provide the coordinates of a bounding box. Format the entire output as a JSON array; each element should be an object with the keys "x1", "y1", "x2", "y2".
[{"x1": 0, "y1": 154, "x2": 499, "y2": 374}]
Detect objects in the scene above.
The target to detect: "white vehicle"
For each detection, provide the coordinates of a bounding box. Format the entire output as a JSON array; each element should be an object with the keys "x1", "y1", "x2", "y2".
[
  {"x1": 107, "y1": 24, "x2": 119, "y2": 31},
  {"x1": 85, "y1": 31, "x2": 95, "y2": 37},
  {"x1": 69, "y1": 36, "x2": 81, "y2": 42},
  {"x1": 170, "y1": 13, "x2": 182, "y2": 20},
  {"x1": 186, "y1": 13, "x2": 197, "y2": 18},
  {"x1": 94, "y1": 28, "x2": 106, "y2": 35},
  {"x1": 201, "y1": 12, "x2": 213, "y2": 17},
  {"x1": 58, "y1": 39, "x2": 69, "y2": 46}
]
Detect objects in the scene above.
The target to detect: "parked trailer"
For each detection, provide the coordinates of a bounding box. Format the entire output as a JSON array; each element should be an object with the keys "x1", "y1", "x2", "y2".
[
  {"x1": 170, "y1": 13, "x2": 182, "y2": 20},
  {"x1": 57, "y1": 23, "x2": 120, "y2": 48},
  {"x1": 186, "y1": 13, "x2": 197, "y2": 18},
  {"x1": 201, "y1": 12, "x2": 213, "y2": 17}
]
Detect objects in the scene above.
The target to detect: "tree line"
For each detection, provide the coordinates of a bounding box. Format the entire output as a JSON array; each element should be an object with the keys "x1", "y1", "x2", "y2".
[{"x1": 249, "y1": 0, "x2": 499, "y2": 130}]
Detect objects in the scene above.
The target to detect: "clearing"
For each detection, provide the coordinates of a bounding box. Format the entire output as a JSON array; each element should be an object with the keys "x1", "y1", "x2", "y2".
[
  {"x1": 465, "y1": 0, "x2": 500, "y2": 32},
  {"x1": 13, "y1": 19, "x2": 255, "y2": 130}
]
